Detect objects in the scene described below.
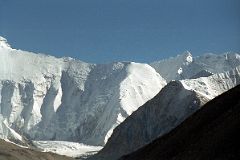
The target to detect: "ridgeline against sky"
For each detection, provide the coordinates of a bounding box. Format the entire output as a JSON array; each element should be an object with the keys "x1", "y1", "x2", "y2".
[{"x1": 0, "y1": 0, "x2": 239, "y2": 63}]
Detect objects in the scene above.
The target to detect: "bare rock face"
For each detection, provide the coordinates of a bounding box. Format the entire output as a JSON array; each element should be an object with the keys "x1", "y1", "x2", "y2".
[
  {"x1": 190, "y1": 70, "x2": 213, "y2": 79},
  {"x1": 0, "y1": 139, "x2": 74, "y2": 160},
  {"x1": 92, "y1": 66, "x2": 240, "y2": 160}
]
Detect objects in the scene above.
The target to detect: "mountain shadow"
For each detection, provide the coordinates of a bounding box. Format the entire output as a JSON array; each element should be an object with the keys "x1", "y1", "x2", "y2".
[
  {"x1": 120, "y1": 84, "x2": 240, "y2": 160},
  {"x1": 0, "y1": 139, "x2": 74, "y2": 160}
]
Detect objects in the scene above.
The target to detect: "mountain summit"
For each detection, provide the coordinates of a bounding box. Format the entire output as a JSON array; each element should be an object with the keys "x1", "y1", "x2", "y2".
[
  {"x1": 0, "y1": 37, "x2": 166, "y2": 148},
  {"x1": 0, "y1": 36, "x2": 11, "y2": 49},
  {"x1": 151, "y1": 52, "x2": 240, "y2": 82}
]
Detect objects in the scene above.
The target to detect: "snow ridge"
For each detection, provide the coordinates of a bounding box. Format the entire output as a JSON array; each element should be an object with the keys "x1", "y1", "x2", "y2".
[
  {"x1": 92, "y1": 66, "x2": 240, "y2": 160},
  {"x1": 150, "y1": 51, "x2": 240, "y2": 82},
  {"x1": 0, "y1": 37, "x2": 166, "y2": 148},
  {"x1": 151, "y1": 51, "x2": 193, "y2": 81},
  {"x1": 0, "y1": 36, "x2": 11, "y2": 49}
]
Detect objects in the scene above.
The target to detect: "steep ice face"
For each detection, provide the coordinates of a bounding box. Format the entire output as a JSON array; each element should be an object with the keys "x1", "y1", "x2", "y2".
[
  {"x1": 93, "y1": 66, "x2": 240, "y2": 160},
  {"x1": 119, "y1": 63, "x2": 166, "y2": 115},
  {"x1": 0, "y1": 37, "x2": 166, "y2": 146},
  {"x1": 0, "y1": 48, "x2": 66, "y2": 81},
  {"x1": 0, "y1": 46, "x2": 92, "y2": 144},
  {"x1": 30, "y1": 62, "x2": 166, "y2": 146},
  {"x1": 103, "y1": 63, "x2": 166, "y2": 143},
  {"x1": 150, "y1": 51, "x2": 240, "y2": 82}
]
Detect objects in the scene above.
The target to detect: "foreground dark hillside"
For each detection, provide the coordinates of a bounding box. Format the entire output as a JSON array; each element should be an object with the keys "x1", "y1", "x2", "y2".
[
  {"x1": 121, "y1": 84, "x2": 240, "y2": 160},
  {"x1": 0, "y1": 139, "x2": 74, "y2": 160}
]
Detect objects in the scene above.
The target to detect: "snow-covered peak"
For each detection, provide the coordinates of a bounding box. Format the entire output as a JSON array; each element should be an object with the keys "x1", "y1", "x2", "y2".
[
  {"x1": 185, "y1": 51, "x2": 193, "y2": 63},
  {"x1": 150, "y1": 52, "x2": 240, "y2": 82},
  {"x1": 0, "y1": 36, "x2": 11, "y2": 49},
  {"x1": 93, "y1": 66, "x2": 240, "y2": 160},
  {"x1": 119, "y1": 62, "x2": 166, "y2": 115},
  {"x1": 0, "y1": 41, "x2": 167, "y2": 149},
  {"x1": 150, "y1": 51, "x2": 193, "y2": 81},
  {"x1": 152, "y1": 51, "x2": 193, "y2": 64},
  {"x1": 181, "y1": 50, "x2": 193, "y2": 64}
]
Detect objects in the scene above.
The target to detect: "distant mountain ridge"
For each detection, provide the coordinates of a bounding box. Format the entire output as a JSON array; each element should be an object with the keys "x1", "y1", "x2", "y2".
[{"x1": 151, "y1": 51, "x2": 240, "y2": 82}]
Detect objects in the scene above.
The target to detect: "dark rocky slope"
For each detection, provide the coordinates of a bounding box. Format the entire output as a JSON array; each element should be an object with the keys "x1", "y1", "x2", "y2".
[
  {"x1": 120, "y1": 84, "x2": 240, "y2": 160},
  {"x1": 0, "y1": 139, "x2": 74, "y2": 160}
]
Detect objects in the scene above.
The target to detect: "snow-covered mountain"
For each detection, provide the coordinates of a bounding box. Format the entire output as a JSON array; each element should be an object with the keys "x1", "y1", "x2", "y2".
[
  {"x1": 1, "y1": 36, "x2": 240, "y2": 158},
  {"x1": 120, "y1": 84, "x2": 240, "y2": 160},
  {"x1": 0, "y1": 36, "x2": 166, "y2": 148},
  {"x1": 92, "y1": 66, "x2": 240, "y2": 160},
  {"x1": 151, "y1": 51, "x2": 240, "y2": 82}
]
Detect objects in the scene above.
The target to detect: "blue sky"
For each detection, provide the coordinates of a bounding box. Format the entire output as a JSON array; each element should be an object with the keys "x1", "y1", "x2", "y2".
[{"x1": 0, "y1": 0, "x2": 240, "y2": 63}]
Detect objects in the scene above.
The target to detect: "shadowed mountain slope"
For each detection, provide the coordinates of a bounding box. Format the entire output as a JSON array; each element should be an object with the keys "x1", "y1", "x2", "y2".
[
  {"x1": 0, "y1": 139, "x2": 74, "y2": 160},
  {"x1": 121, "y1": 84, "x2": 240, "y2": 160},
  {"x1": 91, "y1": 66, "x2": 240, "y2": 160}
]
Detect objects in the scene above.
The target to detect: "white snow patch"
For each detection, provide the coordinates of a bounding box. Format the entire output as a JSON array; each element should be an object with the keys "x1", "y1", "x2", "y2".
[
  {"x1": 34, "y1": 141, "x2": 102, "y2": 158},
  {"x1": 178, "y1": 67, "x2": 183, "y2": 74}
]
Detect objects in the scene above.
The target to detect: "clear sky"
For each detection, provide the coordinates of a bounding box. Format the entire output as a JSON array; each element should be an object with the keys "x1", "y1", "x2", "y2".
[{"x1": 0, "y1": 0, "x2": 240, "y2": 63}]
